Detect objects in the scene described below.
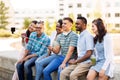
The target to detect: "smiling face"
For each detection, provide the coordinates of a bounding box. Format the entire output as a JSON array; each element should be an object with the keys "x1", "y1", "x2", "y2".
[
  {"x1": 56, "y1": 23, "x2": 63, "y2": 34},
  {"x1": 35, "y1": 23, "x2": 44, "y2": 36},
  {"x1": 92, "y1": 22, "x2": 98, "y2": 35},
  {"x1": 62, "y1": 20, "x2": 72, "y2": 32},
  {"x1": 76, "y1": 19, "x2": 86, "y2": 32},
  {"x1": 28, "y1": 23, "x2": 36, "y2": 32}
]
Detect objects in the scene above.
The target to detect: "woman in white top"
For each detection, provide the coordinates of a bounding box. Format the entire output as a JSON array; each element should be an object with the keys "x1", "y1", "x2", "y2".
[
  {"x1": 87, "y1": 18, "x2": 114, "y2": 80},
  {"x1": 35, "y1": 19, "x2": 63, "y2": 80}
]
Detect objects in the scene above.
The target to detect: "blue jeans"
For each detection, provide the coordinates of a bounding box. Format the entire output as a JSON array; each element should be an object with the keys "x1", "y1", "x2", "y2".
[
  {"x1": 43, "y1": 55, "x2": 65, "y2": 80},
  {"x1": 57, "y1": 63, "x2": 69, "y2": 80},
  {"x1": 35, "y1": 54, "x2": 58, "y2": 80},
  {"x1": 16, "y1": 57, "x2": 37, "y2": 80}
]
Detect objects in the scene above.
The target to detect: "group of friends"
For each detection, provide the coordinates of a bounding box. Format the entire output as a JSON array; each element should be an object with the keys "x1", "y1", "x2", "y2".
[{"x1": 12, "y1": 16, "x2": 114, "y2": 80}]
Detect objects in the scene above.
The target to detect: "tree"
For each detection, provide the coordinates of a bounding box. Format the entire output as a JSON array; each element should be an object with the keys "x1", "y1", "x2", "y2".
[
  {"x1": 51, "y1": 20, "x2": 57, "y2": 31},
  {"x1": 45, "y1": 19, "x2": 51, "y2": 35},
  {"x1": 23, "y1": 17, "x2": 31, "y2": 29},
  {"x1": 0, "y1": 1, "x2": 9, "y2": 29},
  {"x1": 45, "y1": 19, "x2": 57, "y2": 36},
  {"x1": 69, "y1": 13, "x2": 76, "y2": 32}
]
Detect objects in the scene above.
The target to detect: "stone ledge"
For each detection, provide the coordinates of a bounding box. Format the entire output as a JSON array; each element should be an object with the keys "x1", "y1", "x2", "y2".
[{"x1": 0, "y1": 50, "x2": 120, "y2": 80}]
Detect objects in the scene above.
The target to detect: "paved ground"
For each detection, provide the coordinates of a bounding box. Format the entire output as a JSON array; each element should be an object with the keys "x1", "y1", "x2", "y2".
[{"x1": 0, "y1": 38, "x2": 19, "y2": 51}]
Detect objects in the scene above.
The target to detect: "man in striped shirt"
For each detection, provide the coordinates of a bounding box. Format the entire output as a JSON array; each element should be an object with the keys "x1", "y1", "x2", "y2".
[{"x1": 43, "y1": 17, "x2": 78, "y2": 80}]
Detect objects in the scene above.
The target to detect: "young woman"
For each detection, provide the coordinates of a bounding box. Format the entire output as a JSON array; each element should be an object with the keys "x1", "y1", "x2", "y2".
[
  {"x1": 87, "y1": 18, "x2": 114, "y2": 80},
  {"x1": 21, "y1": 20, "x2": 37, "y2": 46},
  {"x1": 12, "y1": 20, "x2": 37, "y2": 80}
]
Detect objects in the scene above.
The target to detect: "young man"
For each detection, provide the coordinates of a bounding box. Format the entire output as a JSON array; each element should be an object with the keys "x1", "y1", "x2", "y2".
[
  {"x1": 16, "y1": 21, "x2": 50, "y2": 80},
  {"x1": 60, "y1": 16, "x2": 94, "y2": 80},
  {"x1": 43, "y1": 17, "x2": 78, "y2": 80}
]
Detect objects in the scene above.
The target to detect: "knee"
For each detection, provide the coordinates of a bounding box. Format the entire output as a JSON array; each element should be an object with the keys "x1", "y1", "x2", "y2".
[
  {"x1": 43, "y1": 68, "x2": 48, "y2": 75},
  {"x1": 43, "y1": 67, "x2": 52, "y2": 76},
  {"x1": 70, "y1": 72, "x2": 77, "y2": 79},
  {"x1": 24, "y1": 62, "x2": 29, "y2": 69},
  {"x1": 16, "y1": 63, "x2": 22, "y2": 70},
  {"x1": 99, "y1": 73, "x2": 104, "y2": 78},
  {"x1": 86, "y1": 75, "x2": 91, "y2": 80},
  {"x1": 60, "y1": 70, "x2": 67, "y2": 77},
  {"x1": 35, "y1": 60, "x2": 39, "y2": 66},
  {"x1": 35, "y1": 60, "x2": 43, "y2": 67}
]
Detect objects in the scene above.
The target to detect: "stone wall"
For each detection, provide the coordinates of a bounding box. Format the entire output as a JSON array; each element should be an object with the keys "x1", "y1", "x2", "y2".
[{"x1": 0, "y1": 50, "x2": 120, "y2": 80}]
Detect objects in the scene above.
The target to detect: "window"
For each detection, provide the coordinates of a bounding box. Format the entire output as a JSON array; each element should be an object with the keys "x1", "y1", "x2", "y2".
[
  {"x1": 115, "y1": 24, "x2": 120, "y2": 28},
  {"x1": 77, "y1": 3, "x2": 81, "y2": 8},
  {"x1": 15, "y1": 11, "x2": 18, "y2": 14},
  {"x1": 87, "y1": 14, "x2": 90, "y2": 18},
  {"x1": 108, "y1": 13, "x2": 111, "y2": 17},
  {"x1": 60, "y1": 13, "x2": 64, "y2": 16},
  {"x1": 115, "y1": 13, "x2": 120, "y2": 17},
  {"x1": 106, "y1": 13, "x2": 111, "y2": 17},
  {"x1": 68, "y1": 4, "x2": 73, "y2": 8},
  {"x1": 77, "y1": 14, "x2": 82, "y2": 17},
  {"x1": 59, "y1": 8, "x2": 64, "y2": 11},
  {"x1": 59, "y1": 4, "x2": 64, "y2": 6}
]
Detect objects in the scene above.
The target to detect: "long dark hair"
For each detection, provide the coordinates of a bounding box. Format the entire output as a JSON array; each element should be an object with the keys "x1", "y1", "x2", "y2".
[
  {"x1": 58, "y1": 19, "x2": 63, "y2": 28},
  {"x1": 92, "y1": 18, "x2": 107, "y2": 44},
  {"x1": 26, "y1": 20, "x2": 38, "y2": 37}
]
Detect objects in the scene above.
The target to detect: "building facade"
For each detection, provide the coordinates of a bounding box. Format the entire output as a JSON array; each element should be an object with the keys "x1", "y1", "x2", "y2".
[
  {"x1": 13, "y1": 9, "x2": 56, "y2": 28},
  {"x1": 57, "y1": 0, "x2": 120, "y2": 31}
]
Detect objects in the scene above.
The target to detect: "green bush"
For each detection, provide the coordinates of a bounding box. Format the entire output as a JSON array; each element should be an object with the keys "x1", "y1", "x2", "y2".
[
  {"x1": 0, "y1": 29, "x2": 11, "y2": 37},
  {"x1": 110, "y1": 29, "x2": 120, "y2": 33}
]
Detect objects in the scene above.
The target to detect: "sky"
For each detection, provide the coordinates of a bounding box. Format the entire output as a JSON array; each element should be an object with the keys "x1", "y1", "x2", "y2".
[{"x1": 10, "y1": 0, "x2": 57, "y2": 9}]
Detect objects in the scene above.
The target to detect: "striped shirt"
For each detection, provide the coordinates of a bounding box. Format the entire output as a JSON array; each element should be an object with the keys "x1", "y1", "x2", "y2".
[{"x1": 56, "y1": 31, "x2": 78, "y2": 56}]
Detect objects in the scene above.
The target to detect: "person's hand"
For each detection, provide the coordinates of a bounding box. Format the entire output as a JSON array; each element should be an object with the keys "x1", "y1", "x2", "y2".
[
  {"x1": 17, "y1": 59, "x2": 24, "y2": 63},
  {"x1": 99, "y1": 69, "x2": 105, "y2": 77},
  {"x1": 21, "y1": 33, "x2": 26, "y2": 38},
  {"x1": 59, "y1": 63, "x2": 66, "y2": 70},
  {"x1": 48, "y1": 46, "x2": 53, "y2": 51},
  {"x1": 45, "y1": 54, "x2": 50, "y2": 57},
  {"x1": 23, "y1": 56, "x2": 30, "y2": 61},
  {"x1": 68, "y1": 59, "x2": 77, "y2": 64}
]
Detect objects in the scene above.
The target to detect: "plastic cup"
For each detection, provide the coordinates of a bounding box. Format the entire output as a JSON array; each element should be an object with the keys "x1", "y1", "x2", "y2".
[{"x1": 91, "y1": 56, "x2": 96, "y2": 65}]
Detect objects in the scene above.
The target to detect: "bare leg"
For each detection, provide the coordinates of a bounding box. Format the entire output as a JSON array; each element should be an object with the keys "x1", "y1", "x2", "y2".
[
  {"x1": 86, "y1": 70, "x2": 97, "y2": 80},
  {"x1": 98, "y1": 73, "x2": 109, "y2": 80}
]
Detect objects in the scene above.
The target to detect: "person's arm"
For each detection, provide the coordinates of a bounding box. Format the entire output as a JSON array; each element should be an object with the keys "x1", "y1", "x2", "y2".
[
  {"x1": 17, "y1": 49, "x2": 29, "y2": 63},
  {"x1": 60, "y1": 33, "x2": 78, "y2": 69},
  {"x1": 23, "y1": 53, "x2": 37, "y2": 61},
  {"x1": 17, "y1": 32, "x2": 35, "y2": 63},
  {"x1": 60, "y1": 46, "x2": 75, "y2": 68},
  {"x1": 76, "y1": 50, "x2": 93, "y2": 63},
  {"x1": 21, "y1": 33, "x2": 26, "y2": 46},
  {"x1": 48, "y1": 35, "x2": 61, "y2": 54},
  {"x1": 73, "y1": 34, "x2": 94, "y2": 64},
  {"x1": 102, "y1": 34, "x2": 114, "y2": 70},
  {"x1": 51, "y1": 45, "x2": 61, "y2": 54}
]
